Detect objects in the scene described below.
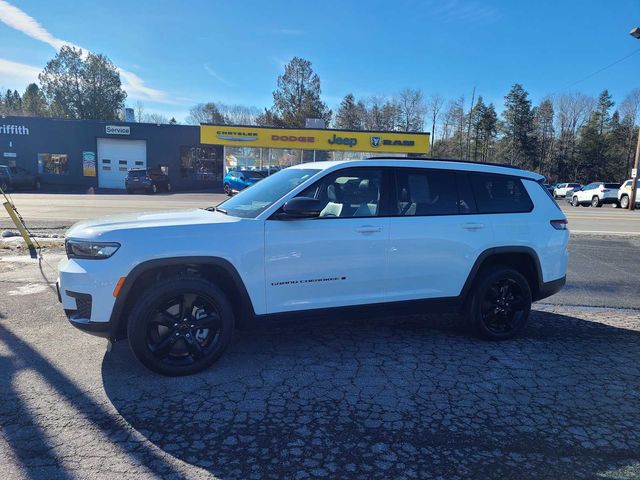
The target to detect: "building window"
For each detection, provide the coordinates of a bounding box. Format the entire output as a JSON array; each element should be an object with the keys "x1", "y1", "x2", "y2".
[
  {"x1": 180, "y1": 146, "x2": 223, "y2": 182},
  {"x1": 38, "y1": 153, "x2": 69, "y2": 175}
]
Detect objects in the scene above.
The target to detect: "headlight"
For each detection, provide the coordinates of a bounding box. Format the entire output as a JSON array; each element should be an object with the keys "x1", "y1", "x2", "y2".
[{"x1": 65, "y1": 239, "x2": 120, "y2": 259}]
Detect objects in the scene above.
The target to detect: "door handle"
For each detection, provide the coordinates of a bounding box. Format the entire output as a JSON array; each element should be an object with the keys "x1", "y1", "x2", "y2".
[
  {"x1": 462, "y1": 222, "x2": 485, "y2": 230},
  {"x1": 355, "y1": 225, "x2": 383, "y2": 233}
]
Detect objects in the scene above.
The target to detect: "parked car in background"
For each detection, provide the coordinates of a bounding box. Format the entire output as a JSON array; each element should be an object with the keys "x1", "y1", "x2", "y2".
[
  {"x1": 0, "y1": 165, "x2": 41, "y2": 192},
  {"x1": 554, "y1": 183, "x2": 582, "y2": 198},
  {"x1": 618, "y1": 179, "x2": 640, "y2": 209},
  {"x1": 125, "y1": 168, "x2": 171, "y2": 194},
  {"x1": 223, "y1": 169, "x2": 266, "y2": 195},
  {"x1": 571, "y1": 182, "x2": 621, "y2": 207}
]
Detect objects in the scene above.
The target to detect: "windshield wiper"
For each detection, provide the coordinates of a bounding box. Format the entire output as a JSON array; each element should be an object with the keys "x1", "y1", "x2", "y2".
[{"x1": 214, "y1": 207, "x2": 227, "y2": 214}]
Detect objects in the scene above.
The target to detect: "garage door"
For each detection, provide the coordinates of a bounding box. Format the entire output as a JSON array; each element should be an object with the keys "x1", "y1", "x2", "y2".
[{"x1": 97, "y1": 138, "x2": 147, "y2": 189}]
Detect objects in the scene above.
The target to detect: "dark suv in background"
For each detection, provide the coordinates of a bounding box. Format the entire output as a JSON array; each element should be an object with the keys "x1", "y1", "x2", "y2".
[
  {"x1": 125, "y1": 168, "x2": 171, "y2": 194},
  {"x1": 0, "y1": 165, "x2": 41, "y2": 192}
]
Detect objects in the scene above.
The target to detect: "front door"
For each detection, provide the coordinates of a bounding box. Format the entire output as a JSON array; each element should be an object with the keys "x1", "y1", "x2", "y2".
[{"x1": 264, "y1": 167, "x2": 390, "y2": 313}]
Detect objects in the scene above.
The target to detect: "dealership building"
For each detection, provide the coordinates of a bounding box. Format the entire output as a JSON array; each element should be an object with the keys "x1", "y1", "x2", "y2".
[{"x1": 0, "y1": 116, "x2": 430, "y2": 191}]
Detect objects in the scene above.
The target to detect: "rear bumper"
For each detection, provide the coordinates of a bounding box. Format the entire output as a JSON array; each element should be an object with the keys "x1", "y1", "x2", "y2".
[{"x1": 534, "y1": 275, "x2": 566, "y2": 302}]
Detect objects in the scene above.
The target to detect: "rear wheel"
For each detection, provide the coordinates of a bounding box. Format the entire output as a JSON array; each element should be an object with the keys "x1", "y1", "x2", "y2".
[
  {"x1": 127, "y1": 277, "x2": 235, "y2": 376},
  {"x1": 467, "y1": 265, "x2": 532, "y2": 340},
  {"x1": 151, "y1": 184, "x2": 158, "y2": 194},
  {"x1": 592, "y1": 196, "x2": 600, "y2": 207},
  {"x1": 620, "y1": 195, "x2": 629, "y2": 209},
  {"x1": 224, "y1": 183, "x2": 231, "y2": 196}
]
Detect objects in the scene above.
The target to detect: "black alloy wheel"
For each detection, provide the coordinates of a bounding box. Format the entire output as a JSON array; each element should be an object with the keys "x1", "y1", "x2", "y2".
[
  {"x1": 480, "y1": 278, "x2": 526, "y2": 336},
  {"x1": 468, "y1": 266, "x2": 531, "y2": 340},
  {"x1": 128, "y1": 277, "x2": 234, "y2": 376}
]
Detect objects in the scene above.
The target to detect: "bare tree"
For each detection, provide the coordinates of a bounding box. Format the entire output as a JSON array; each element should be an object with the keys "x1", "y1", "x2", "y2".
[
  {"x1": 135, "y1": 101, "x2": 145, "y2": 123},
  {"x1": 553, "y1": 92, "x2": 595, "y2": 180},
  {"x1": 396, "y1": 88, "x2": 426, "y2": 132},
  {"x1": 620, "y1": 88, "x2": 640, "y2": 173},
  {"x1": 426, "y1": 94, "x2": 444, "y2": 155}
]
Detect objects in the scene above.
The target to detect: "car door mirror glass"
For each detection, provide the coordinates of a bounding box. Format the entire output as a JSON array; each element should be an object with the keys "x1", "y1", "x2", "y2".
[{"x1": 281, "y1": 197, "x2": 322, "y2": 218}]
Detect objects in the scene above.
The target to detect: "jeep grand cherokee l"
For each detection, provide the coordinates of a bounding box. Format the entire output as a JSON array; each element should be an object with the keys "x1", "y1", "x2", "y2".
[{"x1": 58, "y1": 158, "x2": 569, "y2": 376}]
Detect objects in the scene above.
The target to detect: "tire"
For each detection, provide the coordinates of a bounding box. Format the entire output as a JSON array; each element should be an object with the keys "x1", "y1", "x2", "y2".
[
  {"x1": 571, "y1": 196, "x2": 579, "y2": 207},
  {"x1": 166, "y1": 183, "x2": 172, "y2": 192},
  {"x1": 127, "y1": 276, "x2": 235, "y2": 376},
  {"x1": 34, "y1": 180, "x2": 41, "y2": 190},
  {"x1": 151, "y1": 184, "x2": 158, "y2": 194},
  {"x1": 126, "y1": 188, "x2": 134, "y2": 194},
  {"x1": 620, "y1": 195, "x2": 629, "y2": 209},
  {"x1": 466, "y1": 265, "x2": 532, "y2": 341},
  {"x1": 224, "y1": 183, "x2": 231, "y2": 196},
  {"x1": 592, "y1": 196, "x2": 600, "y2": 208}
]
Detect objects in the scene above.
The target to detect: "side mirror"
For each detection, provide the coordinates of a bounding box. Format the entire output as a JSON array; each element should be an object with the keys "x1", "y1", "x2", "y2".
[{"x1": 282, "y1": 197, "x2": 322, "y2": 218}]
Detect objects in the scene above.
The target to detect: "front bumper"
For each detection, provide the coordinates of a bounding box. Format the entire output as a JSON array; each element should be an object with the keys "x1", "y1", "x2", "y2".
[{"x1": 57, "y1": 256, "x2": 119, "y2": 338}]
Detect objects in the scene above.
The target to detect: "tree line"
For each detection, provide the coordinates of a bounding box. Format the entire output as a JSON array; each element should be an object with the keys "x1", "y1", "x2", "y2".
[{"x1": 2, "y1": 48, "x2": 638, "y2": 182}]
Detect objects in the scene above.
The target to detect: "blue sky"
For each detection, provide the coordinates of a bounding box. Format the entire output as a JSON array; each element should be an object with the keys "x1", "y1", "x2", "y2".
[{"x1": 1, "y1": 0, "x2": 639, "y2": 122}]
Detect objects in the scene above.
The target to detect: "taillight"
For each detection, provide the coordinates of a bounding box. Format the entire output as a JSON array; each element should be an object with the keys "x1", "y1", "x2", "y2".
[
  {"x1": 550, "y1": 219, "x2": 568, "y2": 230},
  {"x1": 145, "y1": 176, "x2": 151, "y2": 181},
  {"x1": 599, "y1": 185, "x2": 605, "y2": 192}
]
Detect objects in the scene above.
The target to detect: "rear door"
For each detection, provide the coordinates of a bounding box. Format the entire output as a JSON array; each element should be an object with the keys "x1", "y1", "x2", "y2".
[
  {"x1": 386, "y1": 167, "x2": 495, "y2": 301},
  {"x1": 264, "y1": 167, "x2": 390, "y2": 313}
]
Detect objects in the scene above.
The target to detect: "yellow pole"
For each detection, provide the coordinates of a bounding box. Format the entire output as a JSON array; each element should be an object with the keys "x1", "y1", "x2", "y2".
[{"x1": 3, "y1": 201, "x2": 37, "y2": 258}]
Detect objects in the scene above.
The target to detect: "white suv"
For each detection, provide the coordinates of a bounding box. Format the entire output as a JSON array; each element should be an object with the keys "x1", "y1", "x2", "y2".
[
  {"x1": 618, "y1": 179, "x2": 640, "y2": 209},
  {"x1": 570, "y1": 182, "x2": 621, "y2": 207},
  {"x1": 57, "y1": 159, "x2": 569, "y2": 376},
  {"x1": 553, "y1": 183, "x2": 581, "y2": 199}
]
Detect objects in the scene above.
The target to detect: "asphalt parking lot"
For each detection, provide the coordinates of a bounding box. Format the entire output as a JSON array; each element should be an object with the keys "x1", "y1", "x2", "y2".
[{"x1": 2, "y1": 193, "x2": 640, "y2": 479}]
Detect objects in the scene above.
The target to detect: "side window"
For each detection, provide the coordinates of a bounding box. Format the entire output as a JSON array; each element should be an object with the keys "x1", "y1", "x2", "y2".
[
  {"x1": 394, "y1": 168, "x2": 458, "y2": 216},
  {"x1": 469, "y1": 173, "x2": 533, "y2": 214},
  {"x1": 455, "y1": 172, "x2": 477, "y2": 214},
  {"x1": 297, "y1": 168, "x2": 384, "y2": 218}
]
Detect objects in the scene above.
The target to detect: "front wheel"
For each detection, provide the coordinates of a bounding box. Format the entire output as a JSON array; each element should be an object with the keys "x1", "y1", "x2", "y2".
[
  {"x1": 572, "y1": 196, "x2": 579, "y2": 207},
  {"x1": 151, "y1": 184, "x2": 158, "y2": 194},
  {"x1": 467, "y1": 265, "x2": 532, "y2": 340},
  {"x1": 620, "y1": 195, "x2": 629, "y2": 209},
  {"x1": 127, "y1": 277, "x2": 235, "y2": 376}
]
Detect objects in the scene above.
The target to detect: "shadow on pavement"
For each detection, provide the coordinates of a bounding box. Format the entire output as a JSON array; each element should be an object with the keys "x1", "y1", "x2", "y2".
[
  {"x1": 102, "y1": 310, "x2": 640, "y2": 479},
  {"x1": 0, "y1": 323, "x2": 189, "y2": 479}
]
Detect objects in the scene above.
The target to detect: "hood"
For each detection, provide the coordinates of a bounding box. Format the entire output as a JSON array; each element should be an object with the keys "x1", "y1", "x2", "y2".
[{"x1": 66, "y1": 209, "x2": 238, "y2": 239}]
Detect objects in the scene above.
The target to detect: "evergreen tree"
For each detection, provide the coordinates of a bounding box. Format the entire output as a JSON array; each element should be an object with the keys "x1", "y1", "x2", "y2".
[
  {"x1": 269, "y1": 57, "x2": 331, "y2": 127},
  {"x1": 22, "y1": 83, "x2": 48, "y2": 116},
  {"x1": 334, "y1": 93, "x2": 365, "y2": 130},
  {"x1": 500, "y1": 84, "x2": 537, "y2": 168}
]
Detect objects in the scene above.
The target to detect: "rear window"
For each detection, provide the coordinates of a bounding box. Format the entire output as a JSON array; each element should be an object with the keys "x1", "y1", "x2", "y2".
[
  {"x1": 469, "y1": 173, "x2": 533, "y2": 214},
  {"x1": 605, "y1": 183, "x2": 620, "y2": 189},
  {"x1": 127, "y1": 170, "x2": 147, "y2": 177},
  {"x1": 243, "y1": 171, "x2": 266, "y2": 180}
]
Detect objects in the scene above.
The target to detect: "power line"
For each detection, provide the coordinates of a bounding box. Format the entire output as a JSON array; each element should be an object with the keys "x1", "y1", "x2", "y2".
[{"x1": 562, "y1": 47, "x2": 640, "y2": 91}]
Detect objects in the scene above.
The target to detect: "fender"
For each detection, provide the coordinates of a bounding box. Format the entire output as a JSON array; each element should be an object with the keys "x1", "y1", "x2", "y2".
[
  {"x1": 459, "y1": 246, "x2": 544, "y2": 301},
  {"x1": 109, "y1": 256, "x2": 256, "y2": 338}
]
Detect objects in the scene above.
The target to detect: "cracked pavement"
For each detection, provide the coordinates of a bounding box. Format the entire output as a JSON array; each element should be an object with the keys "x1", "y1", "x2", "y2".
[{"x1": 1, "y1": 251, "x2": 640, "y2": 479}]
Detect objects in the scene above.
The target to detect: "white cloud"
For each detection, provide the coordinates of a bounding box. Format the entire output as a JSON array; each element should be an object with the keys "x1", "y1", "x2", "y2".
[
  {"x1": 0, "y1": 0, "x2": 171, "y2": 103},
  {"x1": 204, "y1": 65, "x2": 233, "y2": 87},
  {"x1": 0, "y1": 58, "x2": 40, "y2": 89}
]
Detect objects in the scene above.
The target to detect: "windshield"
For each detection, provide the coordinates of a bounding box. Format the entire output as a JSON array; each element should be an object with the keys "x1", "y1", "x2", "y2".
[
  {"x1": 242, "y1": 170, "x2": 266, "y2": 180},
  {"x1": 217, "y1": 168, "x2": 320, "y2": 218}
]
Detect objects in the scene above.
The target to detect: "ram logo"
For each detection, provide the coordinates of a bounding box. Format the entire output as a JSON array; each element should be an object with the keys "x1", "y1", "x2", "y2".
[{"x1": 370, "y1": 136, "x2": 381, "y2": 148}]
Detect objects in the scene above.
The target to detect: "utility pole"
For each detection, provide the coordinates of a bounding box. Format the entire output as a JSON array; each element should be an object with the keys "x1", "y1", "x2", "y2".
[
  {"x1": 630, "y1": 129, "x2": 639, "y2": 210},
  {"x1": 629, "y1": 27, "x2": 640, "y2": 210}
]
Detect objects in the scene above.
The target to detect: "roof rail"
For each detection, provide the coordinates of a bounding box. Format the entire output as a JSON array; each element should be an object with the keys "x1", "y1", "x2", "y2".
[{"x1": 365, "y1": 156, "x2": 524, "y2": 170}]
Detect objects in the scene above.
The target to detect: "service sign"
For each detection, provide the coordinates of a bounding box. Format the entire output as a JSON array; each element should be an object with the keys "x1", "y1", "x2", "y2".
[
  {"x1": 106, "y1": 125, "x2": 130, "y2": 135},
  {"x1": 201, "y1": 125, "x2": 430, "y2": 154}
]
